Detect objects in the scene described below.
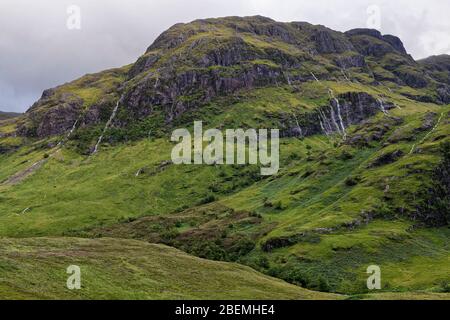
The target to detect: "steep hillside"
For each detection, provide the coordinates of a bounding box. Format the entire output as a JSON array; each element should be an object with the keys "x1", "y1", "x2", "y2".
[
  {"x1": 0, "y1": 237, "x2": 340, "y2": 299},
  {"x1": 10, "y1": 16, "x2": 449, "y2": 144},
  {"x1": 0, "y1": 16, "x2": 448, "y2": 299}
]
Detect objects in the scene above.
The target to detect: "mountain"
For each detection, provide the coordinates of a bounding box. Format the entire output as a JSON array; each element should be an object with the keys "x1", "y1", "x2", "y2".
[
  {"x1": 0, "y1": 16, "x2": 449, "y2": 299},
  {"x1": 12, "y1": 16, "x2": 450, "y2": 142},
  {"x1": 0, "y1": 111, "x2": 21, "y2": 121}
]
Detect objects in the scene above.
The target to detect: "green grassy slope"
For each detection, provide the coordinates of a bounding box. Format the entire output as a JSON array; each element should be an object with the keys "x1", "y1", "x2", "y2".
[
  {"x1": 0, "y1": 111, "x2": 21, "y2": 121},
  {"x1": 0, "y1": 84, "x2": 448, "y2": 296},
  {"x1": 0, "y1": 237, "x2": 339, "y2": 300}
]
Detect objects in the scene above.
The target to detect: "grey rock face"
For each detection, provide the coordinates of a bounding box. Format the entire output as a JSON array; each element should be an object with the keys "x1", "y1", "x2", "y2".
[
  {"x1": 351, "y1": 38, "x2": 395, "y2": 58},
  {"x1": 35, "y1": 102, "x2": 82, "y2": 138},
  {"x1": 334, "y1": 54, "x2": 366, "y2": 69},
  {"x1": 369, "y1": 149, "x2": 404, "y2": 167},
  {"x1": 197, "y1": 37, "x2": 259, "y2": 67},
  {"x1": 12, "y1": 16, "x2": 449, "y2": 140},
  {"x1": 394, "y1": 70, "x2": 428, "y2": 88},
  {"x1": 147, "y1": 23, "x2": 203, "y2": 51},
  {"x1": 282, "y1": 92, "x2": 394, "y2": 138},
  {"x1": 345, "y1": 28, "x2": 383, "y2": 39},
  {"x1": 128, "y1": 52, "x2": 162, "y2": 78},
  {"x1": 122, "y1": 63, "x2": 287, "y2": 123},
  {"x1": 345, "y1": 29, "x2": 408, "y2": 57},
  {"x1": 437, "y1": 85, "x2": 450, "y2": 104},
  {"x1": 17, "y1": 93, "x2": 84, "y2": 138},
  {"x1": 311, "y1": 30, "x2": 354, "y2": 54},
  {"x1": 382, "y1": 35, "x2": 407, "y2": 54}
]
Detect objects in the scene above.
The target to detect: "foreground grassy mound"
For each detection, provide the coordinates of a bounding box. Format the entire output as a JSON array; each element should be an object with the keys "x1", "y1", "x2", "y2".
[{"x1": 0, "y1": 237, "x2": 339, "y2": 300}]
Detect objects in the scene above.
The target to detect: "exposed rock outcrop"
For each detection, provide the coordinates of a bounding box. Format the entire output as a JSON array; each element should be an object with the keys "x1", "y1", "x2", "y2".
[
  {"x1": 368, "y1": 149, "x2": 404, "y2": 167},
  {"x1": 12, "y1": 16, "x2": 450, "y2": 139},
  {"x1": 311, "y1": 29, "x2": 354, "y2": 54},
  {"x1": 281, "y1": 92, "x2": 395, "y2": 138},
  {"x1": 17, "y1": 93, "x2": 83, "y2": 138},
  {"x1": 122, "y1": 63, "x2": 287, "y2": 122}
]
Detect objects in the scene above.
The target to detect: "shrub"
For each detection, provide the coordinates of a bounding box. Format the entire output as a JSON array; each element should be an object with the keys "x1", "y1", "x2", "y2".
[
  {"x1": 415, "y1": 141, "x2": 450, "y2": 226},
  {"x1": 345, "y1": 175, "x2": 361, "y2": 186},
  {"x1": 198, "y1": 194, "x2": 217, "y2": 205},
  {"x1": 440, "y1": 281, "x2": 450, "y2": 293},
  {"x1": 160, "y1": 228, "x2": 179, "y2": 242}
]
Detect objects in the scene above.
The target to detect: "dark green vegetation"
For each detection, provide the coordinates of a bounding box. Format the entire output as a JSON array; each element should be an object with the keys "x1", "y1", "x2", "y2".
[{"x1": 0, "y1": 16, "x2": 449, "y2": 299}]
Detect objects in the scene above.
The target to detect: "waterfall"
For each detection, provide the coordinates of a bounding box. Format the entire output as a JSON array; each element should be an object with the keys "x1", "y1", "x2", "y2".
[
  {"x1": 67, "y1": 119, "x2": 79, "y2": 139},
  {"x1": 292, "y1": 113, "x2": 303, "y2": 137},
  {"x1": 377, "y1": 98, "x2": 389, "y2": 115},
  {"x1": 285, "y1": 72, "x2": 292, "y2": 87},
  {"x1": 409, "y1": 111, "x2": 444, "y2": 155},
  {"x1": 315, "y1": 89, "x2": 346, "y2": 138},
  {"x1": 310, "y1": 72, "x2": 320, "y2": 83},
  {"x1": 328, "y1": 89, "x2": 334, "y2": 100},
  {"x1": 319, "y1": 119, "x2": 329, "y2": 136},
  {"x1": 333, "y1": 98, "x2": 347, "y2": 139},
  {"x1": 329, "y1": 105, "x2": 342, "y2": 135},
  {"x1": 55, "y1": 118, "x2": 79, "y2": 148},
  {"x1": 135, "y1": 168, "x2": 142, "y2": 177},
  {"x1": 318, "y1": 111, "x2": 326, "y2": 134},
  {"x1": 92, "y1": 99, "x2": 121, "y2": 154},
  {"x1": 340, "y1": 69, "x2": 350, "y2": 82},
  {"x1": 318, "y1": 110, "x2": 332, "y2": 135}
]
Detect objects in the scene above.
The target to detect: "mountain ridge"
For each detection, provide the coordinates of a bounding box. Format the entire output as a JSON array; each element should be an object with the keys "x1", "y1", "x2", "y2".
[{"x1": 10, "y1": 16, "x2": 450, "y2": 141}]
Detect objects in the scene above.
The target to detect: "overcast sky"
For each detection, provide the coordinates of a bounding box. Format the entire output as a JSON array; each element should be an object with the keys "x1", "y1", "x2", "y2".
[{"x1": 1, "y1": 0, "x2": 449, "y2": 112}]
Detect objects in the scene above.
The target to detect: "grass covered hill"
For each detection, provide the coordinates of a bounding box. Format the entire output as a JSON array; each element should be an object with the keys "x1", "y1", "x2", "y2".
[
  {"x1": 0, "y1": 16, "x2": 449, "y2": 299},
  {"x1": 0, "y1": 237, "x2": 340, "y2": 300},
  {"x1": 0, "y1": 111, "x2": 21, "y2": 121}
]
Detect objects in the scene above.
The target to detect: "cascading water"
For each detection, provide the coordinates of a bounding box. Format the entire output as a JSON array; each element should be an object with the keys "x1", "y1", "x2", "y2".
[
  {"x1": 92, "y1": 99, "x2": 121, "y2": 154},
  {"x1": 55, "y1": 118, "x2": 79, "y2": 148},
  {"x1": 409, "y1": 111, "x2": 444, "y2": 154},
  {"x1": 318, "y1": 109, "x2": 332, "y2": 135},
  {"x1": 377, "y1": 98, "x2": 389, "y2": 115},
  {"x1": 340, "y1": 69, "x2": 350, "y2": 82},
  {"x1": 284, "y1": 72, "x2": 292, "y2": 87},
  {"x1": 67, "y1": 119, "x2": 79, "y2": 138},
  {"x1": 333, "y1": 98, "x2": 347, "y2": 139},
  {"x1": 310, "y1": 72, "x2": 320, "y2": 83},
  {"x1": 292, "y1": 113, "x2": 303, "y2": 137},
  {"x1": 3, "y1": 114, "x2": 83, "y2": 186},
  {"x1": 319, "y1": 119, "x2": 328, "y2": 136},
  {"x1": 327, "y1": 89, "x2": 346, "y2": 138},
  {"x1": 329, "y1": 105, "x2": 343, "y2": 136}
]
